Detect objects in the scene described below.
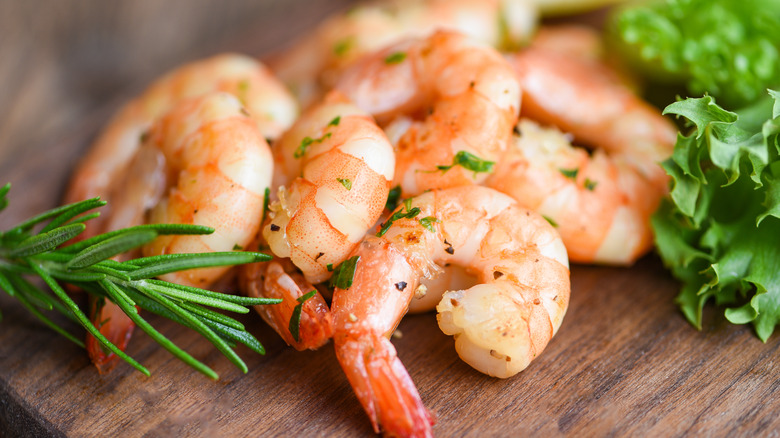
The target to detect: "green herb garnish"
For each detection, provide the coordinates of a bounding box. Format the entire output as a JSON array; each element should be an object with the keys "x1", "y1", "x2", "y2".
[
  {"x1": 385, "y1": 185, "x2": 402, "y2": 212},
  {"x1": 328, "y1": 116, "x2": 341, "y2": 127},
  {"x1": 0, "y1": 186, "x2": 280, "y2": 379},
  {"x1": 293, "y1": 132, "x2": 332, "y2": 159},
  {"x1": 329, "y1": 255, "x2": 361, "y2": 290},
  {"x1": 333, "y1": 38, "x2": 353, "y2": 57},
  {"x1": 584, "y1": 178, "x2": 598, "y2": 191},
  {"x1": 559, "y1": 168, "x2": 579, "y2": 180},
  {"x1": 611, "y1": 0, "x2": 780, "y2": 108},
  {"x1": 543, "y1": 215, "x2": 558, "y2": 228},
  {"x1": 337, "y1": 178, "x2": 352, "y2": 190},
  {"x1": 377, "y1": 199, "x2": 421, "y2": 237},
  {"x1": 434, "y1": 151, "x2": 495, "y2": 176},
  {"x1": 384, "y1": 52, "x2": 407, "y2": 64},
  {"x1": 652, "y1": 92, "x2": 780, "y2": 341},
  {"x1": 419, "y1": 216, "x2": 440, "y2": 233},
  {"x1": 288, "y1": 290, "x2": 317, "y2": 342}
]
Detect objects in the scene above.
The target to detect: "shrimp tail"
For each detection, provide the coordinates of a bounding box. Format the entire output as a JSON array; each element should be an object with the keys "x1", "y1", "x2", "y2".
[
  {"x1": 86, "y1": 296, "x2": 136, "y2": 374},
  {"x1": 240, "y1": 259, "x2": 333, "y2": 350},
  {"x1": 335, "y1": 332, "x2": 435, "y2": 437}
]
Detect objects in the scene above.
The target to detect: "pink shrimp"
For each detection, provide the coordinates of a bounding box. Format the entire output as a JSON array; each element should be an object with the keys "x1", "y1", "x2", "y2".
[
  {"x1": 332, "y1": 186, "x2": 569, "y2": 436},
  {"x1": 336, "y1": 30, "x2": 521, "y2": 197},
  {"x1": 87, "y1": 92, "x2": 273, "y2": 372},
  {"x1": 268, "y1": 0, "x2": 537, "y2": 106},
  {"x1": 486, "y1": 46, "x2": 677, "y2": 265},
  {"x1": 65, "y1": 54, "x2": 292, "y2": 372},
  {"x1": 237, "y1": 91, "x2": 394, "y2": 350}
]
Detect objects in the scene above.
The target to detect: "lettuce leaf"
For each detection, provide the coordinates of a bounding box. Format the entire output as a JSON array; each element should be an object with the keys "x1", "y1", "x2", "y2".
[
  {"x1": 652, "y1": 91, "x2": 780, "y2": 341},
  {"x1": 611, "y1": 0, "x2": 780, "y2": 108}
]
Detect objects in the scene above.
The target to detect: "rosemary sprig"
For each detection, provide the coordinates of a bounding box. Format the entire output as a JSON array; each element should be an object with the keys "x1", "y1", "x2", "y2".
[{"x1": 0, "y1": 183, "x2": 280, "y2": 379}]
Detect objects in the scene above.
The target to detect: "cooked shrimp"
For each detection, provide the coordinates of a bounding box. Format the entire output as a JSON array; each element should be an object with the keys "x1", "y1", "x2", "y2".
[
  {"x1": 336, "y1": 30, "x2": 521, "y2": 197},
  {"x1": 239, "y1": 254, "x2": 333, "y2": 351},
  {"x1": 269, "y1": 0, "x2": 537, "y2": 106},
  {"x1": 140, "y1": 93, "x2": 272, "y2": 285},
  {"x1": 487, "y1": 48, "x2": 676, "y2": 265},
  {"x1": 507, "y1": 47, "x2": 675, "y2": 189},
  {"x1": 236, "y1": 92, "x2": 392, "y2": 350},
  {"x1": 65, "y1": 54, "x2": 296, "y2": 238},
  {"x1": 263, "y1": 91, "x2": 395, "y2": 284},
  {"x1": 331, "y1": 186, "x2": 569, "y2": 436},
  {"x1": 88, "y1": 92, "x2": 273, "y2": 371}
]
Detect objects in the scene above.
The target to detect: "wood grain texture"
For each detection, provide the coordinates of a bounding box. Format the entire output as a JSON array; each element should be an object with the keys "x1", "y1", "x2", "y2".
[{"x1": 2, "y1": 1, "x2": 780, "y2": 437}]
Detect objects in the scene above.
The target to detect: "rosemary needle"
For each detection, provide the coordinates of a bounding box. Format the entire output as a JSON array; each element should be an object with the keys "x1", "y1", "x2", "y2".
[{"x1": 0, "y1": 183, "x2": 280, "y2": 379}]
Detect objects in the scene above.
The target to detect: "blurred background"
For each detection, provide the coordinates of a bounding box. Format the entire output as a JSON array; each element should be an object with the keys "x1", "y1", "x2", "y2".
[{"x1": 0, "y1": 0, "x2": 357, "y2": 211}]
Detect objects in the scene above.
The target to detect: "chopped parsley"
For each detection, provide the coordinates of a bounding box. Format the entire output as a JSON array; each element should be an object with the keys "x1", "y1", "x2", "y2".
[
  {"x1": 294, "y1": 132, "x2": 332, "y2": 159},
  {"x1": 559, "y1": 168, "x2": 579, "y2": 180},
  {"x1": 384, "y1": 52, "x2": 407, "y2": 64},
  {"x1": 385, "y1": 185, "x2": 402, "y2": 211},
  {"x1": 543, "y1": 215, "x2": 558, "y2": 228},
  {"x1": 232, "y1": 244, "x2": 243, "y2": 250},
  {"x1": 337, "y1": 178, "x2": 352, "y2": 190},
  {"x1": 261, "y1": 187, "x2": 271, "y2": 224},
  {"x1": 377, "y1": 199, "x2": 421, "y2": 237},
  {"x1": 288, "y1": 290, "x2": 318, "y2": 342},
  {"x1": 435, "y1": 151, "x2": 495, "y2": 176},
  {"x1": 328, "y1": 116, "x2": 341, "y2": 127},
  {"x1": 418, "y1": 216, "x2": 440, "y2": 233},
  {"x1": 584, "y1": 178, "x2": 598, "y2": 191},
  {"x1": 329, "y1": 256, "x2": 361, "y2": 290},
  {"x1": 333, "y1": 38, "x2": 353, "y2": 57}
]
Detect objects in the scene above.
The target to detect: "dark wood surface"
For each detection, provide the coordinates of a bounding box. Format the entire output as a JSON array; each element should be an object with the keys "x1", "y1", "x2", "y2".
[{"x1": 2, "y1": 1, "x2": 779, "y2": 437}]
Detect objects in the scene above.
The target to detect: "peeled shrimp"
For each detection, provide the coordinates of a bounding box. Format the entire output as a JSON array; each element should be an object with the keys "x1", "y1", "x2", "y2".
[
  {"x1": 269, "y1": 0, "x2": 537, "y2": 106},
  {"x1": 65, "y1": 54, "x2": 296, "y2": 233},
  {"x1": 332, "y1": 186, "x2": 569, "y2": 436},
  {"x1": 64, "y1": 54, "x2": 290, "y2": 371},
  {"x1": 336, "y1": 30, "x2": 521, "y2": 196},
  {"x1": 263, "y1": 91, "x2": 395, "y2": 284},
  {"x1": 87, "y1": 92, "x2": 273, "y2": 371},
  {"x1": 488, "y1": 47, "x2": 676, "y2": 265},
  {"x1": 139, "y1": 93, "x2": 271, "y2": 285},
  {"x1": 237, "y1": 92, "x2": 393, "y2": 350}
]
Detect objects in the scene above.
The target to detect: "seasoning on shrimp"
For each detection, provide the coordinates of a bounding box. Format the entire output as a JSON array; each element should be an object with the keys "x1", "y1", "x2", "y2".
[
  {"x1": 337, "y1": 30, "x2": 521, "y2": 197},
  {"x1": 85, "y1": 92, "x2": 274, "y2": 371},
  {"x1": 331, "y1": 186, "x2": 570, "y2": 436},
  {"x1": 239, "y1": 91, "x2": 394, "y2": 350},
  {"x1": 489, "y1": 43, "x2": 677, "y2": 265},
  {"x1": 268, "y1": 0, "x2": 538, "y2": 106}
]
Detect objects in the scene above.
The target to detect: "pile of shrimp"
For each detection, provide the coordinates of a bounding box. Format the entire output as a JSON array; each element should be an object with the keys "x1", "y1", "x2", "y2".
[{"x1": 65, "y1": 0, "x2": 676, "y2": 435}]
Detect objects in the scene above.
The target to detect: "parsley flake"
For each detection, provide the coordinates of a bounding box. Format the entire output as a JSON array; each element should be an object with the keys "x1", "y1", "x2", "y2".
[
  {"x1": 419, "y1": 216, "x2": 440, "y2": 232},
  {"x1": 559, "y1": 168, "x2": 579, "y2": 180},
  {"x1": 333, "y1": 38, "x2": 353, "y2": 57},
  {"x1": 294, "y1": 132, "x2": 332, "y2": 159},
  {"x1": 337, "y1": 178, "x2": 352, "y2": 190},
  {"x1": 385, "y1": 185, "x2": 402, "y2": 211},
  {"x1": 435, "y1": 151, "x2": 495, "y2": 176},
  {"x1": 584, "y1": 178, "x2": 598, "y2": 191},
  {"x1": 329, "y1": 256, "x2": 361, "y2": 290},
  {"x1": 328, "y1": 116, "x2": 341, "y2": 127},
  {"x1": 377, "y1": 199, "x2": 421, "y2": 237},
  {"x1": 384, "y1": 52, "x2": 407, "y2": 64},
  {"x1": 288, "y1": 290, "x2": 318, "y2": 342}
]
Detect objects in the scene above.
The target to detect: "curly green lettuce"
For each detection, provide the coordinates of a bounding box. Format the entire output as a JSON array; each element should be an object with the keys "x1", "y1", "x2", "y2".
[
  {"x1": 611, "y1": 0, "x2": 780, "y2": 108},
  {"x1": 652, "y1": 90, "x2": 780, "y2": 341}
]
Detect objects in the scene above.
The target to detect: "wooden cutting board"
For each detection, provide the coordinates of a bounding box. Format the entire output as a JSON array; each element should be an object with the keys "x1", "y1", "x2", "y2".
[{"x1": 2, "y1": 1, "x2": 779, "y2": 436}]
